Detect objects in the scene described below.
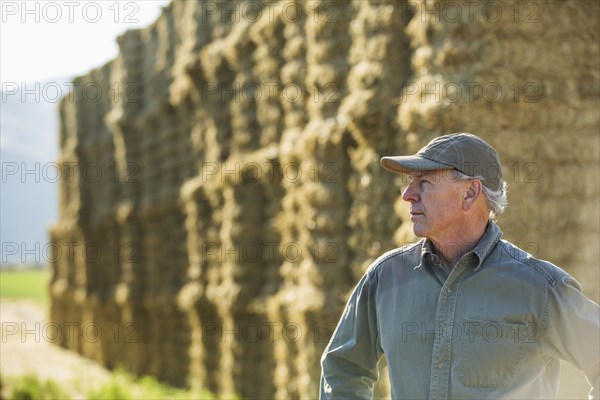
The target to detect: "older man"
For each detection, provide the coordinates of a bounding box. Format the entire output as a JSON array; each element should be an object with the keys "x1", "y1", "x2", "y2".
[{"x1": 320, "y1": 133, "x2": 600, "y2": 399}]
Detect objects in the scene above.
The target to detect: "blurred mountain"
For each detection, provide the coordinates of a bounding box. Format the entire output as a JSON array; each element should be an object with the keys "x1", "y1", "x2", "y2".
[{"x1": 1, "y1": 78, "x2": 70, "y2": 266}]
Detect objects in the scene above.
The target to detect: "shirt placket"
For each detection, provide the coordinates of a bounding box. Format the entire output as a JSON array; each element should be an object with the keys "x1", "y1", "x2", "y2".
[{"x1": 428, "y1": 262, "x2": 466, "y2": 400}]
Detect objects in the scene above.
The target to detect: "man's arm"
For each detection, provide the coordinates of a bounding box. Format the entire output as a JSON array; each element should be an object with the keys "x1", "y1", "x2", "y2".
[
  {"x1": 320, "y1": 269, "x2": 384, "y2": 399},
  {"x1": 542, "y1": 275, "x2": 600, "y2": 399}
]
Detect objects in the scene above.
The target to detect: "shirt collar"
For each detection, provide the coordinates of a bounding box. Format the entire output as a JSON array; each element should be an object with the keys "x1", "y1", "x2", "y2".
[
  {"x1": 471, "y1": 220, "x2": 503, "y2": 270},
  {"x1": 417, "y1": 220, "x2": 503, "y2": 271}
]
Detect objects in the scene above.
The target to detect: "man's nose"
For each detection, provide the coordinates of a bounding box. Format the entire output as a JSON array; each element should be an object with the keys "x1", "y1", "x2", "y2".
[{"x1": 402, "y1": 181, "x2": 419, "y2": 202}]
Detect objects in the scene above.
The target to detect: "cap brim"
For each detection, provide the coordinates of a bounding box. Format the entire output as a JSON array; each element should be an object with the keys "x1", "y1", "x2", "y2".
[{"x1": 380, "y1": 156, "x2": 454, "y2": 174}]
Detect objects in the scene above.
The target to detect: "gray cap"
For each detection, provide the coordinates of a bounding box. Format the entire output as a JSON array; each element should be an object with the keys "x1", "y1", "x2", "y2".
[{"x1": 380, "y1": 133, "x2": 503, "y2": 191}]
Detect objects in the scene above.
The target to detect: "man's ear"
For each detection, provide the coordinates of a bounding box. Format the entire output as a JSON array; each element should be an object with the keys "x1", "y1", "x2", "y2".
[{"x1": 462, "y1": 179, "x2": 483, "y2": 211}]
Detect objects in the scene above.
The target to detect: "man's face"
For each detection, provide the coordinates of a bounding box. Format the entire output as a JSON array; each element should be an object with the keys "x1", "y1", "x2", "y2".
[{"x1": 401, "y1": 170, "x2": 467, "y2": 243}]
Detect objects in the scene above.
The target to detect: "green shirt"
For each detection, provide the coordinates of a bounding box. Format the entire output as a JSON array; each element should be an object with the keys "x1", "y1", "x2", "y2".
[{"x1": 320, "y1": 221, "x2": 600, "y2": 399}]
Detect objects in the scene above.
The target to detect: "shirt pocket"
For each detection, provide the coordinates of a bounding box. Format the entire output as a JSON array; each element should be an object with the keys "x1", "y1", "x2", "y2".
[{"x1": 458, "y1": 319, "x2": 533, "y2": 388}]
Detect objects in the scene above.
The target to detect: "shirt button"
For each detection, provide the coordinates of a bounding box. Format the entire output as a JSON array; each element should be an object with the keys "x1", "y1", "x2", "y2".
[
  {"x1": 437, "y1": 362, "x2": 445, "y2": 369},
  {"x1": 446, "y1": 288, "x2": 451, "y2": 293}
]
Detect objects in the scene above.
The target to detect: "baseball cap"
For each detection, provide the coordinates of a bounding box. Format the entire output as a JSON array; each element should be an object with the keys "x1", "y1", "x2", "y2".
[{"x1": 380, "y1": 133, "x2": 503, "y2": 191}]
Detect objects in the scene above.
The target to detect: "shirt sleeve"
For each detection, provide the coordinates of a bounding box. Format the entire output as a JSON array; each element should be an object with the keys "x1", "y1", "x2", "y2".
[
  {"x1": 542, "y1": 275, "x2": 600, "y2": 399},
  {"x1": 320, "y1": 268, "x2": 384, "y2": 399}
]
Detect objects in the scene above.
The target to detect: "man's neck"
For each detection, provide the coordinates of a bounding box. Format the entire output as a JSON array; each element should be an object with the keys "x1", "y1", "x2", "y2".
[{"x1": 431, "y1": 220, "x2": 489, "y2": 271}]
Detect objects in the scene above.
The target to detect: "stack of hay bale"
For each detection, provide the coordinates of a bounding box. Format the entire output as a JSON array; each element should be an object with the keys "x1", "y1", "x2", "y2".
[{"x1": 50, "y1": 1, "x2": 599, "y2": 398}]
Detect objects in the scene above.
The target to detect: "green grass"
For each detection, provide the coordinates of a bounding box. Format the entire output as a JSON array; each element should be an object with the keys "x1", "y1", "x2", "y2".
[
  {"x1": 87, "y1": 367, "x2": 218, "y2": 400},
  {"x1": 0, "y1": 268, "x2": 49, "y2": 303},
  {"x1": 1, "y1": 367, "x2": 220, "y2": 400},
  {"x1": 4, "y1": 374, "x2": 69, "y2": 400}
]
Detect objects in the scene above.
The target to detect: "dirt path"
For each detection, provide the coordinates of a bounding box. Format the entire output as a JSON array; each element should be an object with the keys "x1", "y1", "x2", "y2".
[{"x1": 0, "y1": 300, "x2": 112, "y2": 398}]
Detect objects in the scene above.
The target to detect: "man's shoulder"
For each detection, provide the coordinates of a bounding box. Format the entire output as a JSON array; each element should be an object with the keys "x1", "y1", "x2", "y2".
[
  {"x1": 494, "y1": 239, "x2": 572, "y2": 286},
  {"x1": 366, "y1": 240, "x2": 423, "y2": 275}
]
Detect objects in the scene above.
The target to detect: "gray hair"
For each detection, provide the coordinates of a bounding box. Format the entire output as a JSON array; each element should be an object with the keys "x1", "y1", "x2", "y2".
[{"x1": 453, "y1": 170, "x2": 508, "y2": 219}]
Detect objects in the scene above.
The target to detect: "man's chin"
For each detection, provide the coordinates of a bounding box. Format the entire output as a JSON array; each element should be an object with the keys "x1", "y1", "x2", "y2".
[{"x1": 411, "y1": 226, "x2": 427, "y2": 238}]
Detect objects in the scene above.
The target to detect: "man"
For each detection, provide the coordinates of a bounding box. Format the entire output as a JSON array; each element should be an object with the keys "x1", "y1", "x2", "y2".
[{"x1": 320, "y1": 133, "x2": 600, "y2": 399}]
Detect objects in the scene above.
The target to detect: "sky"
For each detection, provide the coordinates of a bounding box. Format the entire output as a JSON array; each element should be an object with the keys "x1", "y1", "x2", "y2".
[{"x1": 0, "y1": 0, "x2": 171, "y2": 85}]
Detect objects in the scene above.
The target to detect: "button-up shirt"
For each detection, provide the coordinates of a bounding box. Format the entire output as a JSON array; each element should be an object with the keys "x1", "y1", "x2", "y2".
[{"x1": 320, "y1": 221, "x2": 600, "y2": 399}]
